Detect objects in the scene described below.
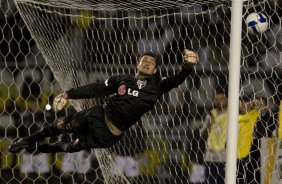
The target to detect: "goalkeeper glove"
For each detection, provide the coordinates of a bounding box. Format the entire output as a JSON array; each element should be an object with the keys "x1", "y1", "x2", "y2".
[
  {"x1": 53, "y1": 91, "x2": 68, "y2": 112},
  {"x1": 183, "y1": 49, "x2": 198, "y2": 69}
]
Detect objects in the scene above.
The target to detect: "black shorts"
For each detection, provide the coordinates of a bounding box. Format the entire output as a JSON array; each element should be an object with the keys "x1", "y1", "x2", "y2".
[{"x1": 63, "y1": 105, "x2": 122, "y2": 148}]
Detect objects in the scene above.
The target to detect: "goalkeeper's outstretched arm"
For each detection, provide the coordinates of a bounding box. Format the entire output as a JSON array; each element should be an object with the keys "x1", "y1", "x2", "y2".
[
  {"x1": 53, "y1": 81, "x2": 116, "y2": 111},
  {"x1": 158, "y1": 49, "x2": 198, "y2": 94}
]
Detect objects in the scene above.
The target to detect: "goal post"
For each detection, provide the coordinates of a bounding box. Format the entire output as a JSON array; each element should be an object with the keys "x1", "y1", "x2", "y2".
[
  {"x1": 6, "y1": 0, "x2": 282, "y2": 183},
  {"x1": 225, "y1": 1, "x2": 244, "y2": 184}
]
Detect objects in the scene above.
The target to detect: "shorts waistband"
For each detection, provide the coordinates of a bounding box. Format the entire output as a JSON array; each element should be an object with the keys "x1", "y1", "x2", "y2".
[{"x1": 104, "y1": 113, "x2": 123, "y2": 136}]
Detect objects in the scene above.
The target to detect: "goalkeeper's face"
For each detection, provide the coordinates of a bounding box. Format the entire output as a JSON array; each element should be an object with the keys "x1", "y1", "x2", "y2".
[{"x1": 137, "y1": 55, "x2": 157, "y2": 76}]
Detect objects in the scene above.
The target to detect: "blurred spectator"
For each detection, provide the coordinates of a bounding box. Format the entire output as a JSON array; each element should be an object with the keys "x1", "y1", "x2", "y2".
[
  {"x1": 186, "y1": 126, "x2": 207, "y2": 184},
  {"x1": 0, "y1": 69, "x2": 17, "y2": 113},
  {"x1": 61, "y1": 149, "x2": 93, "y2": 184},
  {"x1": 203, "y1": 91, "x2": 228, "y2": 184},
  {"x1": 0, "y1": 99, "x2": 17, "y2": 173},
  {"x1": 181, "y1": 96, "x2": 206, "y2": 184},
  {"x1": 110, "y1": 122, "x2": 146, "y2": 183},
  {"x1": 245, "y1": 96, "x2": 277, "y2": 184},
  {"x1": 236, "y1": 95, "x2": 259, "y2": 184},
  {"x1": 138, "y1": 136, "x2": 169, "y2": 182},
  {"x1": 14, "y1": 74, "x2": 43, "y2": 112},
  {"x1": 279, "y1": 99, "x2": 282, "y2": 139},
  {"x1": 17, "y1": 97, "x2": 50, "y2": 184}
]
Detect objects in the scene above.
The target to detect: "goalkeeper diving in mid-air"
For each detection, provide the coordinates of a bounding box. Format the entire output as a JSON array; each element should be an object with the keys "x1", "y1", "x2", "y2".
[{"x1": 9, "y1": 49, "x2": 198, "y2": 153}]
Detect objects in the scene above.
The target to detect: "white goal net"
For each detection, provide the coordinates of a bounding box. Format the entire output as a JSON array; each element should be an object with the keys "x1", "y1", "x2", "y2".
[{"x1": 0, "y1": 0, "x2": 281, "y2": 183}]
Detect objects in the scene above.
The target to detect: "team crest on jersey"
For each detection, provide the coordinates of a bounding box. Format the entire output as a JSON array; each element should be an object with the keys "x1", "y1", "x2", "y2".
[
  {"x1": 118, "y1": 85, "x2": 126, "y2": 95},
  {"x1": 137, "y1": 79, "x2": 147, "y2": 89},
  {"x1": 66, "y1": 120, "x2": 79, "y2": 130}
]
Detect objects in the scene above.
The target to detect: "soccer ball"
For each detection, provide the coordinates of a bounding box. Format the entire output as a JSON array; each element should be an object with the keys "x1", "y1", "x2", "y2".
[{"x1": 245, "y1": 12, "x2": 268, "y2": 35}]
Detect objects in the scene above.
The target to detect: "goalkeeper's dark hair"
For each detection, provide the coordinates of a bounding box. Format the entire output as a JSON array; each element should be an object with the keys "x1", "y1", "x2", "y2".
[{"x1": 140, "y1": 52, "x2": 161, "y2": 67}]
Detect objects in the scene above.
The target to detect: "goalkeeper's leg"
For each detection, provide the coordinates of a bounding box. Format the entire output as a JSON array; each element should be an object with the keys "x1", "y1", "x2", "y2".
[
  {"x1": 9, "y1": 110, "x2": 87, "y2": 153},
  {"x1": 9, "y1": 121, "x2": 66, "y2": 153},
  {"x1": 37, "y1": 138, "x2": 84, "y2": 153}
]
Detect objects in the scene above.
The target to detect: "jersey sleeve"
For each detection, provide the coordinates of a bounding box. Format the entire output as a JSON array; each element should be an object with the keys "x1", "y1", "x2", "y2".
[
  {"x1": 66, "y1": 76, "x2": 118, "y2": 99},
  {"x1": 158, "y1": 67, "x2": 192, "y2": 95}
]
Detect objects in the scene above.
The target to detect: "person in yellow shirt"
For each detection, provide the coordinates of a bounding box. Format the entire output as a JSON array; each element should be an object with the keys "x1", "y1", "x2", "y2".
[
  {"x1": 236, "y1": 94, "x2": 260, "y2": 184},
  {"x1": 203, "y1": 91, "x2": 228, "y2": 184},
  {"x1": 246, "y1": 96, "x2": 276, "y2": 184},
  {"x1": 237, "y1": 95, "x2": 277, "y2": 184}
]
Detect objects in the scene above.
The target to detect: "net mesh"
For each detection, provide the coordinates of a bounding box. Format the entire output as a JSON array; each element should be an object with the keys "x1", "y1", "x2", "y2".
[{"x1": 0, "y1": 0, "x2": 281, "y2": 183}]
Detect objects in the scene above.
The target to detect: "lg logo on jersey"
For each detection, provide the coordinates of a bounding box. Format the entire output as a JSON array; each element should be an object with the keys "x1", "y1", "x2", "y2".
[
  {"x1": 128, "y1": 88, "x2": 139, "y2": 97},
  {"x1": 118, "y1": 85, "x2": 139, "y2": 97}
]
